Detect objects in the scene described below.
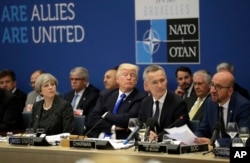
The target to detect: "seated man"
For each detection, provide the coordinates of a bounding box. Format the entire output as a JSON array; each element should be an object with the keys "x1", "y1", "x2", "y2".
[
  {"x1": 0, "y1": 88, "x2": 23, "y2": 134},
  {"x1": 174, "y1": 66, "x2": 196, "y2": 99},
  {"x1": 216, "y1": 62, "x2": 250, "y2": 100},
  {"x1": 86, "y1": 63, "x2": 147, "y2": 139},
  {"x1": 24, "y1": 70, "x2": 45, "y2": 112},
  {"x1": 194, "y1": 71, "x2": 250, "y2": 145},
  {"x1": 139, "y1": 65, "x2": 190, "y2": 142},
  {"x1": 64, "y1": 67, "x2": 100, "y2": 116},
  {"x1": 0, "y1": 69, "x2": 27, "y2": 113},
  {"x1": 186, "y1": 70, "x2": 211, "y2": 121},
  {"x1": 103, "y1": 66, "x2": 119, "y2": 90}
]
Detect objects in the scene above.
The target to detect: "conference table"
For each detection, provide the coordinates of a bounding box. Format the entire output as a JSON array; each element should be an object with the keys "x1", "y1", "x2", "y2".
[{"x1": 0, "y1": 142, "x2": 229, "y2": 163}]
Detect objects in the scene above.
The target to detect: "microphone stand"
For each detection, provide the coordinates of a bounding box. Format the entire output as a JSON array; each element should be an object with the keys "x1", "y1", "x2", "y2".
[{"x1": 134, "y1": 132, "x2": 140, "y2": 151}]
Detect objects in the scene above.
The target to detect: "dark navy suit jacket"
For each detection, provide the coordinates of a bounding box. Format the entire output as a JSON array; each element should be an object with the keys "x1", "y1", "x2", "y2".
[
  {"x1": 139, "y1": 90, "x2": 190, "y2": 140},
  {"x1": 86, "y1": 88, "x2": 146, "y2": 139},
  {"x1": 64, "y1": 84, "x2": 100, "y2": 116},
  {"x1": 195, "y1": 92, "x2": 250, "y2": 138}
]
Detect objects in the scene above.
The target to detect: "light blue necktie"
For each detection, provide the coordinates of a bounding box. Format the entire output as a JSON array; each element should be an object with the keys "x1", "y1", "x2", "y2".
[
  {"x1": 71, "y1": 94, "x2": 79, "y2": 109},
  {"x1": 112, "y1": 93, "x2": 126, "y2": 114}
]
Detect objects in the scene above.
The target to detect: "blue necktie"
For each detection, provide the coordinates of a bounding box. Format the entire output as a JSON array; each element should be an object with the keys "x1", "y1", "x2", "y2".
[
  {"x1": 103, "y1": 93, "x2": 126, "y2": 139},
  {"x1": 154, "y1": 101, "x2": 160, "y2": 124},
  {"x1": 112, "y1": 93, "x2": 126, "y2": 114},
  {"x1": 71, "y1": 94, "x2": 79, "y2": 109}
]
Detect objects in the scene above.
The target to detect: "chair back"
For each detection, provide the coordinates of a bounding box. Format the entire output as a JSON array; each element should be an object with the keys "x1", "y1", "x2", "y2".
[
  {"x1": 74, "y1": 115, "x2": 86, "y2": 135},
  {"x1": 22, "y1": 112, "x2": 32, "y2": 129}
]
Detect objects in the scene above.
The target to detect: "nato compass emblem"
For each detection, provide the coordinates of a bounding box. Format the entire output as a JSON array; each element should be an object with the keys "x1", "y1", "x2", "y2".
[{"x1": 142, "y1": 28, "x2": 161, "y2": 55}]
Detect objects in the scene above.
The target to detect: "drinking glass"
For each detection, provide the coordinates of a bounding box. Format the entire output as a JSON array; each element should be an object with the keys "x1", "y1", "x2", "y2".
[
  {"x1": 232, "y1": 137, "x2": 244, "y2": 147},
  {"x1": 239, "y1": 126, "x2": 249, "y2": 145},
  {"x1": 36, "y1": 128, "x2": 45, "y2": 137},
  {"x1": 128, "y1": 118, "x2": 139, "y2": 131},
  {"x1": 226, "y1": 122, "x2": 239, "y2": 139}
]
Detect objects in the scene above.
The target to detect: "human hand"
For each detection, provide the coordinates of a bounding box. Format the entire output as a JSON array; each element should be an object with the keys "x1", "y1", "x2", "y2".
[
  {"x1": 194, "y1": 137, "x2": 211, "y2": 144},
  {"x1": 175, "y1": 86, "x2": 184, "y2": 97},
  {"x1": 74, "y1": 109, "x2": 83, "y2": 116}
]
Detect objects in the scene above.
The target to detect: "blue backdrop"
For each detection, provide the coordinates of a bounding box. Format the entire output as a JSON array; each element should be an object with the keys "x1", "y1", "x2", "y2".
[{"x1": 1, "y1": 0, "x2": 250, "y2": 96}]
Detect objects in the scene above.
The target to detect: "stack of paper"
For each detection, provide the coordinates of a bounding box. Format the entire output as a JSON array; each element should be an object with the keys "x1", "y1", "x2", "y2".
[{"x1": 165, "y1": 124, "x2": 197, "y2": 145}]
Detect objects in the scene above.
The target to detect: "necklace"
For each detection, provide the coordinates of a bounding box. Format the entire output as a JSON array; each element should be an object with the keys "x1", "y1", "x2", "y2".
[{"x1": 43, "y1": 103, "x2": 52, "y2": 110}]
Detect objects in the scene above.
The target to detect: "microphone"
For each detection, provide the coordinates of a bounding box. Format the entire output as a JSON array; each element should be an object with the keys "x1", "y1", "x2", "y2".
[
  {"x1": 210, "y1": 121, "x2": 223, "y2": 146},
  {"x1": 123, "y1": 125, "x2": 140, "y2": 145},
  {"x1": 84, "y1": 112, "x2": 108, "y2": 137},
  {"x1": 157, "y1": 114, "x2": 185, "y2": 138},
  {"x1": 144, "y1": 118, "x2": 155, "y2": 142}
]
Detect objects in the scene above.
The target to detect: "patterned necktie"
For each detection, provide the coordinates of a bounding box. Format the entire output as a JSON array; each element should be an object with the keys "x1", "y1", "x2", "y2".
[
  {"x1": 154, "y1": 101, "x2": 160, "y2": 124},
  {"x1": 71, "y1": 94, "x2": 79, "y2": 109},
  {"x1": 112, "y1": 93, "x2": 126, "y2": 114},
  {"x1": 189, "y1": 98, "x2": 202, "y2": 120}
]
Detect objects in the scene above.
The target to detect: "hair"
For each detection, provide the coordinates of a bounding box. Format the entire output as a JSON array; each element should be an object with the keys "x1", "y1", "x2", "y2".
[
  {"x1": 216, "y1": 62, "x2": 234, "y2": 74},
  {"x1": 70, "y1": 67, "x2": 89, "y2": 79},
  {"x1": 143, "y1": 64, "x2": 166, "y2": 81},
  {"x1": 116, "y1": 63, "x2": 139, "y2": 77},
  {"x1": 0, "y1": 69, "x2": 16, "y2": 81},
  {"x1": 175, "y1": 66, "x2": 192, "y2": 77},
  {"x1": 35, "y1": 69, "x2": 46, "y2": 74},
  {"x1": 193, "y1": 69, "x2": 212, "y2": 84},
  {"x1": 35, "y1": 73, "x2": 58, "y2": 93}
]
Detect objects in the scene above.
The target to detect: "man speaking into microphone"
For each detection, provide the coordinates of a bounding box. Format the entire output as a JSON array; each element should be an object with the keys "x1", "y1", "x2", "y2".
[
  {"x1": 138, "y1": 65, "x2": 190, "y2": 142},
  {"x1": 194, "y1": 71, "x2": 250, "y2": 145}
]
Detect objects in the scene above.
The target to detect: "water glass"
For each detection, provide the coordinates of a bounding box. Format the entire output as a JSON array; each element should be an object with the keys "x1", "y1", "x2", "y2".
[
  {"x1": 232, "y1": 137, "x2": 244, "y2": 147},
  {"x1": 226, "y1": 122, "x2": 239, "y2": 139},
  {"x1": 239, "y1": 126, "x2": 249, "y2": 145}
]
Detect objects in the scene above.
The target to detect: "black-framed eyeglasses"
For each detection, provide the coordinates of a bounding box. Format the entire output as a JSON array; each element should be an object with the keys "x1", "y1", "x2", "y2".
[{"x1": 210, "y1": 83, "x2": 231, "y2": 91}]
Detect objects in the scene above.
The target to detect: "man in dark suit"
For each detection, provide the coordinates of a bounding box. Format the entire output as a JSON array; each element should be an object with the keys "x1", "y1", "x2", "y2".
[
  {"x1": 174, "y1": 66, "x2": 196, "y2": 100},
  {"x1": 86, "y1": 63, "x2": 146, "y2": 139},
  {"x1": 64, "y1": 67, "x2": 100, "y2": 117},
  {"x1": 0, "y1": 88, "x2": 23, "y2": 133},
  {"x1": 194, "y1": 71, "x2": 250, "y2": 145},
  {"x1": 216, "y1": 62, "x2": 250, "y2": 100},
  {"x1": 139, "y1": 65, "x2": 190, "y2": 142},
  {"x1": 186, "y1": 70, "x2": 212, "y2": 121},
  {"x1": 0, "y1": 69, "x2": 27, "y2": 113}
]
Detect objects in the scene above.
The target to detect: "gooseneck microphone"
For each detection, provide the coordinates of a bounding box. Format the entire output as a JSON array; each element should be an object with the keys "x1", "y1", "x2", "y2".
[
  {"x1": 157, "y1": 114, "x2": 185, "y2": 138},
  {"x1": 210, "y1": 121, "x2": 223, "y2": 146},
  {"x1": 123, "y1": 126, "x2": 140, "y2": 145},
  {"x1": 144, "y1": 118, "x2": 155, "y2": 142},
  {"x1": 84, "y1": 112, "x2": 108, "y2": 137}
]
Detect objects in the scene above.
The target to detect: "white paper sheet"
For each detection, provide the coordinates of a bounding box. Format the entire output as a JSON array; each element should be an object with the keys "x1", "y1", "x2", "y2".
[{"x1": 165, "y1": 124, "x2": 197, "y2": 145}]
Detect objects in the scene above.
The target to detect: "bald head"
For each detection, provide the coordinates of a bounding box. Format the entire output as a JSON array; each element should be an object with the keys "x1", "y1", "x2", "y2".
[{"x1": 213, "y1": 71, "x2": 235, "y2": 87}]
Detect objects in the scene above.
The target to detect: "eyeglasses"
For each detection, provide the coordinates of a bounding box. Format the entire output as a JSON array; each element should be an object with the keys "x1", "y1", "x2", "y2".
[{"x1": 210, "y1": 83, "x2": 231, "y2": 91}]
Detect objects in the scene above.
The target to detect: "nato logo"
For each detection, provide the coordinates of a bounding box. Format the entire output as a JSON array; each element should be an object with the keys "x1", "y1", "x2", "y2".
[{"x1": 136, "y1": 18, "x2": 199, "y2": 64}]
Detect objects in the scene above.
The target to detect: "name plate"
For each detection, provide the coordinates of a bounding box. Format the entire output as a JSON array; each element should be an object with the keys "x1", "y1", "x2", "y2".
[
  {"x1": 181, "y1": 144, "x2": 209, "y2": 154},
  {"x1": 138, "y1": 142, "x2": 168, "y2": 153},
  {"x1": 9, "y1": 136, "x2": 34, "y2": 145},
  {"x1": 70, "y1": 140, "x2": 96, "y2": 149},
  {"x1": 168, "y1": 144, "x2": 209, "y2": 154},
  {"x1": 213, "y1": 147, "x2": 230, "y2": 158}
]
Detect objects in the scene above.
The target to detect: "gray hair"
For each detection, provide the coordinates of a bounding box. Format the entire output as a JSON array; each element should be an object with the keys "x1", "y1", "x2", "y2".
[
  {"x1": 193, "y1": 69, "x2": 212, "y2": 84},
  {"x1": 216, "y1": 62, "x2": 234, "y2": 74},
  {"x1": 143, "y1": 64, "x2": 166, "y2": 81},
  {"x1": 35, "y1": 73, "x2": 58, "y2": 93},
  {"x1": 70, "y1": 67, "x2": 89, "y2": 80}
]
